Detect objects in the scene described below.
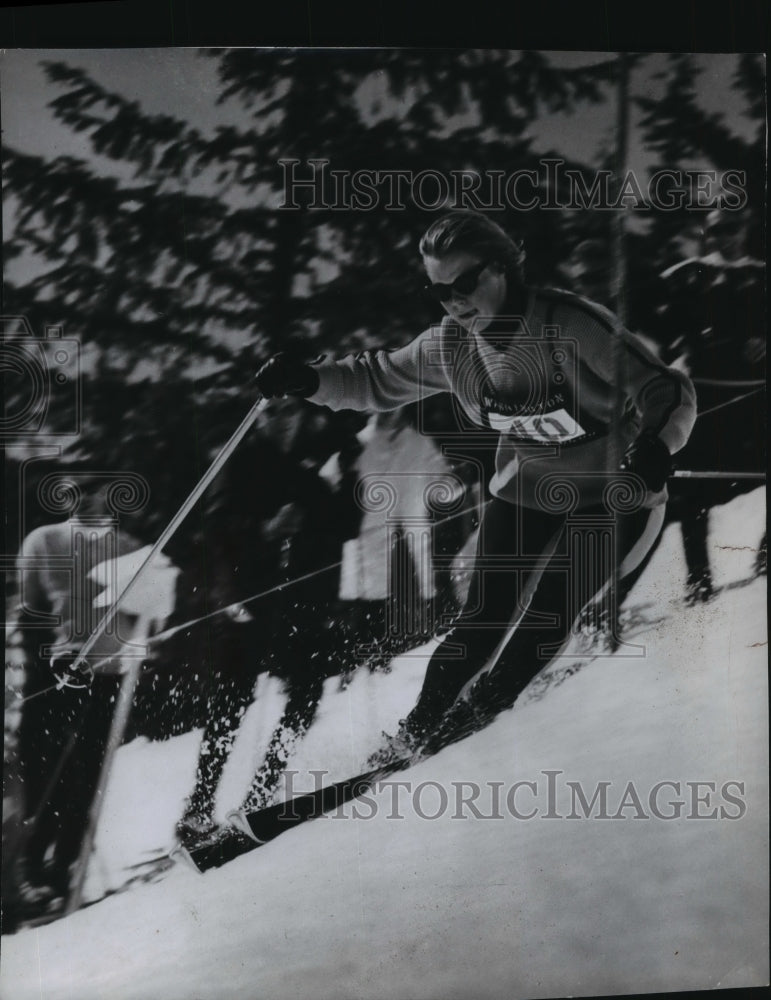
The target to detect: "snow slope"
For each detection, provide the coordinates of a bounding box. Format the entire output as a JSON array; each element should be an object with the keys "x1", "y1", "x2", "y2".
[{"x1": 1, "y1": 489, "x2": 768, "y2": 1000}]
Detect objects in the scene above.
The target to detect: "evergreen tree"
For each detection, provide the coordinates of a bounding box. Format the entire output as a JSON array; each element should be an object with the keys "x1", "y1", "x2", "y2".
[
  {"x1": 632, "y1": 53, "x2": 765, "y2": 336},
  {"x1": 4, "y1": 47, "x2": 615, "y2": 536}
]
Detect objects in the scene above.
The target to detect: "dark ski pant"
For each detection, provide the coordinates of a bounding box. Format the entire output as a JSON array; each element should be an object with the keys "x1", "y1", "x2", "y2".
[
  {"x1": 18, "y1": 667, "x2": 121, "y2": 891},
  {"x1": 405, "y1": 497, "x2": 665, "y2": 738}
]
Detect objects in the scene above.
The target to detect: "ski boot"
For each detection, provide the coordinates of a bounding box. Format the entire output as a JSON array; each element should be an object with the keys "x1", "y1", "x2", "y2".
[
  {"x1": 175, "y1": 808, "x2": 221, "y2": 851},
  {"x1": 367, "y1": 719, "x2": 424, "y2": 768}
]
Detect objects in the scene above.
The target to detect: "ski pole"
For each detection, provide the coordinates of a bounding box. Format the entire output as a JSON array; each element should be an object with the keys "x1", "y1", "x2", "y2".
[
  {"x1": 63, "y1": 395, "x2": 270, "y2": 914},
  {"x1": 67, "y1": 396, "x2": 270, "y2": 681},
  {"x1": 63, "y1": 655, "x2": 143, "y2": 915}
]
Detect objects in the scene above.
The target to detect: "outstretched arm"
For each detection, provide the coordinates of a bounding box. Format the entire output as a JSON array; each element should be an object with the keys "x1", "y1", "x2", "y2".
[
  {"x1": 309, "y1": 329, "x2": 451, "y2": 412},
  {"x1": 256, "y1": 327, "x2": 452, "y2": 413}
]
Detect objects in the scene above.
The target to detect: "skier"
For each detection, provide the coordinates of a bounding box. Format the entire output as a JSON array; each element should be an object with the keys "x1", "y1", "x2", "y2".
[{"x1": 255, "y1": 209, "x2": 698, "y2": 758}]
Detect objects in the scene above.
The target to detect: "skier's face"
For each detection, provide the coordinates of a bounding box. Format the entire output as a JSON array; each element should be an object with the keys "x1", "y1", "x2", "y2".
[{"x1": 423, "y1": 251, "x2": 508, "y2": 332}]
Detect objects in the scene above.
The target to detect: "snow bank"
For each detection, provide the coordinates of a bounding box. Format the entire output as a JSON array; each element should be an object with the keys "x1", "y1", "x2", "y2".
[{"x1": 2, "y1": 490, "x2": 767, "y2": 1000}]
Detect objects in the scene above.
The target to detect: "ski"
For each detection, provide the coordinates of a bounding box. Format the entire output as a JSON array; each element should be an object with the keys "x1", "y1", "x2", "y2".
[
  {"x1": 174, "y1": 757, "x2": 413, "y2": 873},
  {"x1": 170, "y1": 610, "x2": 653, "y2": 873},
  {"x1": 169, "y1": 585, "x2": 761, "y2": 875},
  {"x1": 170, "y1": 827, "x2": 259, "y2": 872}
]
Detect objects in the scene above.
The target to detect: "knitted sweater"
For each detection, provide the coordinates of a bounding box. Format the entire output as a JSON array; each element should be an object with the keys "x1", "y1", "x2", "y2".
[{"x1": 309, "y1": 287, "x2": 697, "y2": 510}]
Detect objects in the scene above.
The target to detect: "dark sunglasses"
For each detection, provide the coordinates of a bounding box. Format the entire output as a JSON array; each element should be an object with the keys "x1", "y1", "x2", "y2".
[{"x1": 424, "y1": 259, "x2": 490, "y2": 303}]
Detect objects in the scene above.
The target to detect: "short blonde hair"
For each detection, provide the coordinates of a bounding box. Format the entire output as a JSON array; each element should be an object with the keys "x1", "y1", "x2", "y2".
[{"x1": 419, "y1": 210, "x2": 526, "y2": 284}]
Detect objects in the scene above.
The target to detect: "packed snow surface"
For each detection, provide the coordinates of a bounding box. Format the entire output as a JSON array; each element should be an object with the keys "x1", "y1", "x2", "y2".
[{"x1": 2, "y1": 489, "x2": 768, "y2": 999}]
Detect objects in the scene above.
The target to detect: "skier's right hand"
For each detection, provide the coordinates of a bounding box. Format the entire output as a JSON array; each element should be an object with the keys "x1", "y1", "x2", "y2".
[{"x1": 255, "y1": 353, "x2": 320, "y2": 399}]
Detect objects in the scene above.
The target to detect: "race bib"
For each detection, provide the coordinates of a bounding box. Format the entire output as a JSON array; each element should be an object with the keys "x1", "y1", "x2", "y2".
[{"x1": 488, "y1": 407, "x2": 586, "y2": 443}]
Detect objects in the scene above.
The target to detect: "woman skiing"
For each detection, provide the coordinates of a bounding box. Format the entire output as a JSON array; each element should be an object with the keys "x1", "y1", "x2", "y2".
[{"x1": 255, "y1": 209, "x2": 697, "y2": 755}]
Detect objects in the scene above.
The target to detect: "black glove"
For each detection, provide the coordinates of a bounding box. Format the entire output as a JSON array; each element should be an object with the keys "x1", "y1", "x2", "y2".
[
  {"x1": 620, "y1": 431, "x2": 672, "y2": 492},
  {"x1": 255, "y1": 353, "x2": 320, "y2": 399}
]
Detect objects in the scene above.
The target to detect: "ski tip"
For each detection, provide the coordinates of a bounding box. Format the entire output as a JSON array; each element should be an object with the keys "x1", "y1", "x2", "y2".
[
  {"x1": 170, "y1": 828, "x2": 259, "y2": 873},
  {"x1": 225, "y1": 809, "x2": 265, "y2": 844},
  {"x1": 169, "y1": 844, "x2": 202, "y2": 874}
]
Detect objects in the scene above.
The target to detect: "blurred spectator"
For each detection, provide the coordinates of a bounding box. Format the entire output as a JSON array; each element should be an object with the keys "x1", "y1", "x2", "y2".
[
  {"x1": 5, "y1": 476, "x2": 143, "y2": 920},
  {"x1": 656, "y1": 208, "x2": 765, "y2": 600},
  {"x1": 317, "y1": 407, "x2": 469, "y2": 665}
]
